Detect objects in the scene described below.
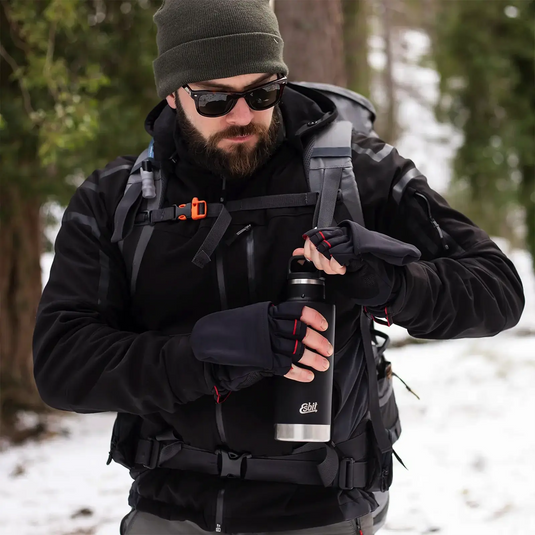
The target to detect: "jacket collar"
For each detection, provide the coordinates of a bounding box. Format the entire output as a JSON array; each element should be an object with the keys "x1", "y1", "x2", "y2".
[{"x1": 144, "y1": 83, "x2": 338, "y2": 164}]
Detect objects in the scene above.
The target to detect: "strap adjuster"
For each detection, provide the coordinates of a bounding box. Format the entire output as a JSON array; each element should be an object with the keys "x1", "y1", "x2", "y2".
[
  {"x1": 136, "y1": 438, "x2": 161, "y2": 469},
  {"x1": 338, "y1": 457, "x2": 356, "y2": 490},
  {"x1": 176, "y1": 197, "x2": 207, "y2": 221},
  {"x1": 217, "y1": 450, "x2": 252, "y2": 478}
]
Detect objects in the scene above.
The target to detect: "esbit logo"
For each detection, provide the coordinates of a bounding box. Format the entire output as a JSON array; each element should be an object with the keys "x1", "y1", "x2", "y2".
[{"x1": 299, "y1": 402, "x2": 318, "y2": 414}]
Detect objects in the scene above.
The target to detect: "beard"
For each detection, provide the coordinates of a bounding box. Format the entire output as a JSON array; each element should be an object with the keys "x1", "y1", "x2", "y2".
[{"x1": 175, "y1": 101, "x2": 282, "y2": 181}]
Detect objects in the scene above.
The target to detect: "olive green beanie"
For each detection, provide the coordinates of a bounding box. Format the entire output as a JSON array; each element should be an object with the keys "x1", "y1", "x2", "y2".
[{"x1": 153, "y1": 0, "x2": 289, "y2": 99}]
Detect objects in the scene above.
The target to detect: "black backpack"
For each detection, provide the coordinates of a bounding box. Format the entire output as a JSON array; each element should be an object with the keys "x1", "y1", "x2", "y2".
[{"x1": 108, "y1": 82, "x2": 399, "y2": 494}]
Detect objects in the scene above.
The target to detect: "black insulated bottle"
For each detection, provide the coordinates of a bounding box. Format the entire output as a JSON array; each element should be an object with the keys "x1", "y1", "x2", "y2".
[{"x1": 274, "y1": 256, "x2": 336, "y2": 442}]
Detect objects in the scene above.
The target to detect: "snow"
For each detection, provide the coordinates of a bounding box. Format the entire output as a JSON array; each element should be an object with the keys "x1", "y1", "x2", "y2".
[
  {"x1": 3, "y1": 25, "x2": 534, "y2": 535},
  {"x1": 7, "y1": 248, "x2": 535, "y2": 535}
]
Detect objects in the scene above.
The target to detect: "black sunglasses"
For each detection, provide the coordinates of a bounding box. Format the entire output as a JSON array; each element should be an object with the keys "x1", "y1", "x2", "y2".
[{"x1": 182, "y1": 76, "x2": 287, "y2": 118}]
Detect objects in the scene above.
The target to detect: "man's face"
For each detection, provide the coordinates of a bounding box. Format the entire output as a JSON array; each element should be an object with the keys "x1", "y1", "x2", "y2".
[{"x1": 166, "y1": 73, "x2": 281, "y2": 179}]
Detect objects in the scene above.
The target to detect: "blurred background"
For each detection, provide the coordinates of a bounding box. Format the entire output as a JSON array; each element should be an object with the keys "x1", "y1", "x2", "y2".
[{"x1": 0, "y1": 1, "x2": 534, "y2": 534}]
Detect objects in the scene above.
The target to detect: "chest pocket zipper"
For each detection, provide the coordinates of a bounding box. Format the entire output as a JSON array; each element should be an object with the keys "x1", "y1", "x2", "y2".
[{"x1": 413, "y1": 191, "x2": 449, "y2": 252}]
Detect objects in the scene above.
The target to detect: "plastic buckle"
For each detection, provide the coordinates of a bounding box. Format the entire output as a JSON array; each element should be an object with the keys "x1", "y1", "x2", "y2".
[
  {"x1": 338, "y1": 457, "x2": 355, "y2": 490},
  {"x1": 140, "y1": 439, "x2": 161, "y2": 469},
  {"x1": 176, "y1": 197, "x2": 207, "y2": 221},
  {"x1": 217, "y1": 450, "x2": 252, "y2": 478}
]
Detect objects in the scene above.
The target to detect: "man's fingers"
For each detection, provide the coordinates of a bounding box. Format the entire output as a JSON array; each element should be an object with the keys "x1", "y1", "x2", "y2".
[
  {"x1": 302, "y1": 327, "x2": 333, "y2": 357},
  {"x1": 298, "y1": 348, "x2": 330, "y2": 371},
  {"x1": 304, "y1": 239, "x2": 344, "y2": 275},
  {"x1": 300, "y1": 305, "x2": 328, "y2": 331},
  {"x1": 284, "y1": 364, "x2": 314, "y2": 382},
  {"x1": 283, "y1": 348, "x2": 330, "y2": 382}
]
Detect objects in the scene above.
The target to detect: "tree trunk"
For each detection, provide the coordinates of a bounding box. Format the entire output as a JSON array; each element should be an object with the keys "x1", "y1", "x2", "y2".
[
  {"x1": 342, "y1": 0, "x2": 371, "y2": 98},
  {"x1": 520, "y1": 163, "x2": 535, "y2": 268},
  {"x1": 378, "y1": 0, "x2": 398, "y2": 143},
  {"x1": 0, "y1": 186, "x2": 47, "y2": 437},
  {"x1": 275, "y1": 0, "x2": 347, "y2": 87}
]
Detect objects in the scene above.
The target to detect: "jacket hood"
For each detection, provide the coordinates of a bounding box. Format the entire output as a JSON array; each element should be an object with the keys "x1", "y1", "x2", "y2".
[{"x1": 143, "y1": 83, "x2": 338, "y2": 162}]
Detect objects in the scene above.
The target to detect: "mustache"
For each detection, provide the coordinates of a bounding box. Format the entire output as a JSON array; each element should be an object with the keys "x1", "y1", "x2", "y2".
[{"x1": 208, "y1": 123, "x2": 267, "y2": 146}]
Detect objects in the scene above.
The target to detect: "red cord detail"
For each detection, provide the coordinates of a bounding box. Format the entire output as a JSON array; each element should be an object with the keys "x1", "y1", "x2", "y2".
[
  {"x1": 318, "y1": 231, "x2": 332, "y2": 248},
  {"x1": 293, "y1": 319, "x2": 297, "y2": 335},
  {"x1": 385, "y1": 307, "x2": 391, "y2": 327},
  {"x1": 292, "y1": 340, "x2": 299, "y2": 355},
  {"x1": 214, "y1": 386, "x2": 231, "y2": 404}
]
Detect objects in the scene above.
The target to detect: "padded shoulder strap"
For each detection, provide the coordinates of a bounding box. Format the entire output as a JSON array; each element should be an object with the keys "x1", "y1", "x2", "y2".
[
  {"x1": 305, "y1": 120, "x2": 364, "y2": 228},
  {"x1": 111, "y1": 148, "x2": 150, "y2": 244}
]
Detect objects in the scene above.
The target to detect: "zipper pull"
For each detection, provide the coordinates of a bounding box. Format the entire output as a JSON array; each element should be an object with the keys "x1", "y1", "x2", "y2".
[
  {"x1": 220, "y1": 177, "x2": 227, "y2": 203},
  {"x1": 355, "y1": 517, "x2": 363, "y2": 535},
  {"x1": 225, "y1": 224, "x2": 252, "y2": 246}
]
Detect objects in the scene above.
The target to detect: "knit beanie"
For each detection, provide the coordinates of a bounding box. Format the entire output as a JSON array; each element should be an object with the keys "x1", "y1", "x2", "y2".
[{"x1": 153, "y1": 0, "x2": 289, "y2": 99}]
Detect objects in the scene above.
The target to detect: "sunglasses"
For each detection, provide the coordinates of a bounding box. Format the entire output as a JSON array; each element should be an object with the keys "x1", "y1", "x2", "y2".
[{"x1": 182, "y1": 76, "x2": 287, "y2": 118}]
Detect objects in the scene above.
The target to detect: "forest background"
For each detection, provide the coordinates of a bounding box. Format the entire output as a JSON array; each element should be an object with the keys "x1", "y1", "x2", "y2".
[{"x1": 0, "y1": 0, "x2": 533, "y2": 465}]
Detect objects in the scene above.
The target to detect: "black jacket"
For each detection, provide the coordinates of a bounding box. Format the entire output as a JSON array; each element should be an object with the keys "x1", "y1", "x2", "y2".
[{"x1": 33, "y1": 86, "x2": 524, "y2": 532}]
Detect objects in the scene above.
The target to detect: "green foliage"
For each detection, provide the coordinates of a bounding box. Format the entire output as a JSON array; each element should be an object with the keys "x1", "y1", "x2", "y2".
[
  {"x1": 0, "y1": 0, "x2": 159, "y2": 211},
  {"x1": 433, "y1": 0, "x2": 535, "y2": 263}
]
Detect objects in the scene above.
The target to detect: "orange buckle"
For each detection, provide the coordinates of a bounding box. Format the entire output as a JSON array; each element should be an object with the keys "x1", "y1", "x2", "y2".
[
  {"x1": 191, "y1": 197, "x2": 207, "y2": 220},
  {"x1": 177, "y1": 197, "x2": 207, "y2": 221}
]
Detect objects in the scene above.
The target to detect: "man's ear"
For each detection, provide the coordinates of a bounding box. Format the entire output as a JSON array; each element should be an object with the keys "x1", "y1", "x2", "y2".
[{"x1": 166, "y1": 92, "x2": 177, "y2": 109}]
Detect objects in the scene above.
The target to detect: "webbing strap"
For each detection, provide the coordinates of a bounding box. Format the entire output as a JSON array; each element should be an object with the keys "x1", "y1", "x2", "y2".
[
  {"x1": 112, "y1": 181, "x2": 142, "y2": 243},
  {"x1": 134, "y1": 433, "x2": 369, "y2": 489},
  {"x1": 134, "y1": 192, "x2": 319, "y2": 226},
  {"x1": 111, "y1": 148, "x2": 150, "y2": 244},
  {"x1": 192, "y1": 206, "x2": 232, "y2": 269},
  {"x1": 360, "y1": 312, "x2": 391, "y2": 456},
  {"x1": 316, "y1": 167, "x2": 343, "y2": 228},
  {"x1": 307, "y1": 121, "x2": 354, "y2": 228},
  {"x1": 129, "y1": 169, "x2": 163, "y2": 293}
]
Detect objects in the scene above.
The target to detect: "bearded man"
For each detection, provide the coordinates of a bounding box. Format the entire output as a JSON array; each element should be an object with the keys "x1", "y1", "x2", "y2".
[{"x1": 33, "y1": 1, "x2": 524, "y2": 534}]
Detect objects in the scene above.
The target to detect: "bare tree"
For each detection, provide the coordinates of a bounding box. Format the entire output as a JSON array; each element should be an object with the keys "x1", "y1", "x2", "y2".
[
  {"x1": 343, "y1": 0, "x2": 371, "y2": 98},
  {"x1": 275, "y1": 0, "x2": 347, "y2": 86}
]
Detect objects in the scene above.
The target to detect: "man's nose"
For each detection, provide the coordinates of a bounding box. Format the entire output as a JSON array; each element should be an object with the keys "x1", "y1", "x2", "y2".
[{"x1": 226, "y1": 97, "x2": 253, "y2": 126}]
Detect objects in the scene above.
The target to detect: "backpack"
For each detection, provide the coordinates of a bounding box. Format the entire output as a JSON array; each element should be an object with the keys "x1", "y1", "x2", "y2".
[{"x1": 108, "y1": 82, "x2": 399, "y2": 494}]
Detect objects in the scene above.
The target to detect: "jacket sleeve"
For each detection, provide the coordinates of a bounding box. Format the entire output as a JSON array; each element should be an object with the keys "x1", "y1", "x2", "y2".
[
  {"x1": 33, "y1": 159, "x2": 213, "y2": 415},
  {"x1": 351, "y1": 134, "x2": 525, "y2": 339}
]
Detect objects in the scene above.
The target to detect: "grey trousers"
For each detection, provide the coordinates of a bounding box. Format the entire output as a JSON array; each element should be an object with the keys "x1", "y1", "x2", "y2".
[{"x1": 120, "y1": 510, "x2": 374, "y2": 535}]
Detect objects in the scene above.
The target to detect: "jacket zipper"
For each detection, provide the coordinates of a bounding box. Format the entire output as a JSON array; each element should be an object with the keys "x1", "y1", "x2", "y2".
[
  {"x1": 215, "y1": 251, "x2": 228, "y2": 311},
  {"x1": 215, "y1": 176, "x2": 228, "y2": 535},
  {"x1": 414, "y1": 192, "x2": 449, "y2": 252},
  {"x1": 215, "y1": 487, "x2": 225, "y2": 532},
  {"x1": 246, "y1": 227, "x2": 257, "y2": 303}
]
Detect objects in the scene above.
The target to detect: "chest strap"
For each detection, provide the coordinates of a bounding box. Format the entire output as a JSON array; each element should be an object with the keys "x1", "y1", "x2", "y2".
[
  {"x1": 134, "y1": 192, "x2": 321, "y2": 268},
  {"x1": 134, "y1": 431, "x2": 369, "y2": 491}
]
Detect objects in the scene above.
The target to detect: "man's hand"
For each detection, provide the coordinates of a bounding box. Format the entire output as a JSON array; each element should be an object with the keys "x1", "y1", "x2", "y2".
[
  {"x1": 293, "y1": 238, "x2": 346, "y2": 275},
  {"x1": 293, "y1": 222, "x2": 421, "y2": 308},
  {"x1": 282, "y1": 305, "x2": 332, "y2": 383},
  {"x1": 191, "y1": 301, "x2": 333, "y2": 395}
]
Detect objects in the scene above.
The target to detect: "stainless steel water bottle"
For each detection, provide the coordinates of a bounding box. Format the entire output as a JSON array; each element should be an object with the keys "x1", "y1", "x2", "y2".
[{"x1": 274, "y1": 256, "x2": 336, "y2": 442}]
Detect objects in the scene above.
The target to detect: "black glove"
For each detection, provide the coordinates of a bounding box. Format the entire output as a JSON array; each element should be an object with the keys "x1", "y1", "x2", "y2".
[
  {"x1": 304, "y1": 220, "x2": 421, "y2": 307},
  {"x1": 192, "y1": 301, "x2": 308, "y2": 396}
]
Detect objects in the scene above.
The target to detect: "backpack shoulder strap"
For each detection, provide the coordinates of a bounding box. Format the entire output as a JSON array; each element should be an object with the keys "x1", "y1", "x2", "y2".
[
  {"x1": 111, "y1": 145, "x2": 152, "y2": 245},
  {"x1": 305, "y1": 120, "x2": 364, "y2": 228},
  {"x1": 110, "y1": 140, "x2": 165, "y2": 294},
  {"x1": 304, "y1": 120, "x2": 393, "y2": 489}
]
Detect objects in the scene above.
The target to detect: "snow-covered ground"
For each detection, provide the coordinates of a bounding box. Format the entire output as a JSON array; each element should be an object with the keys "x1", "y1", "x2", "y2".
[
  {"x1": 2, "y1": 246, "x2": 532, "y2": 535},
  {"x1": 2, "y1": 26, "x2": 534, "y2": 535}
]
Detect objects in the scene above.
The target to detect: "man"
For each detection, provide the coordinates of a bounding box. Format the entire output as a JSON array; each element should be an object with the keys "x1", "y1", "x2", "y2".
[{"x1": 32, "y1": 1, "x2": 525, "y2": 534}]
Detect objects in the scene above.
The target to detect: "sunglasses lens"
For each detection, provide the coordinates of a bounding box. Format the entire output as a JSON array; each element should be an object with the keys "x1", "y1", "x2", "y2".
[
  {"x1": 246, "y1": 83, "x2": 282, "y2": 111},
  {"x1": 198, "y1": 93, "x2": 234, "y2": 117}
]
